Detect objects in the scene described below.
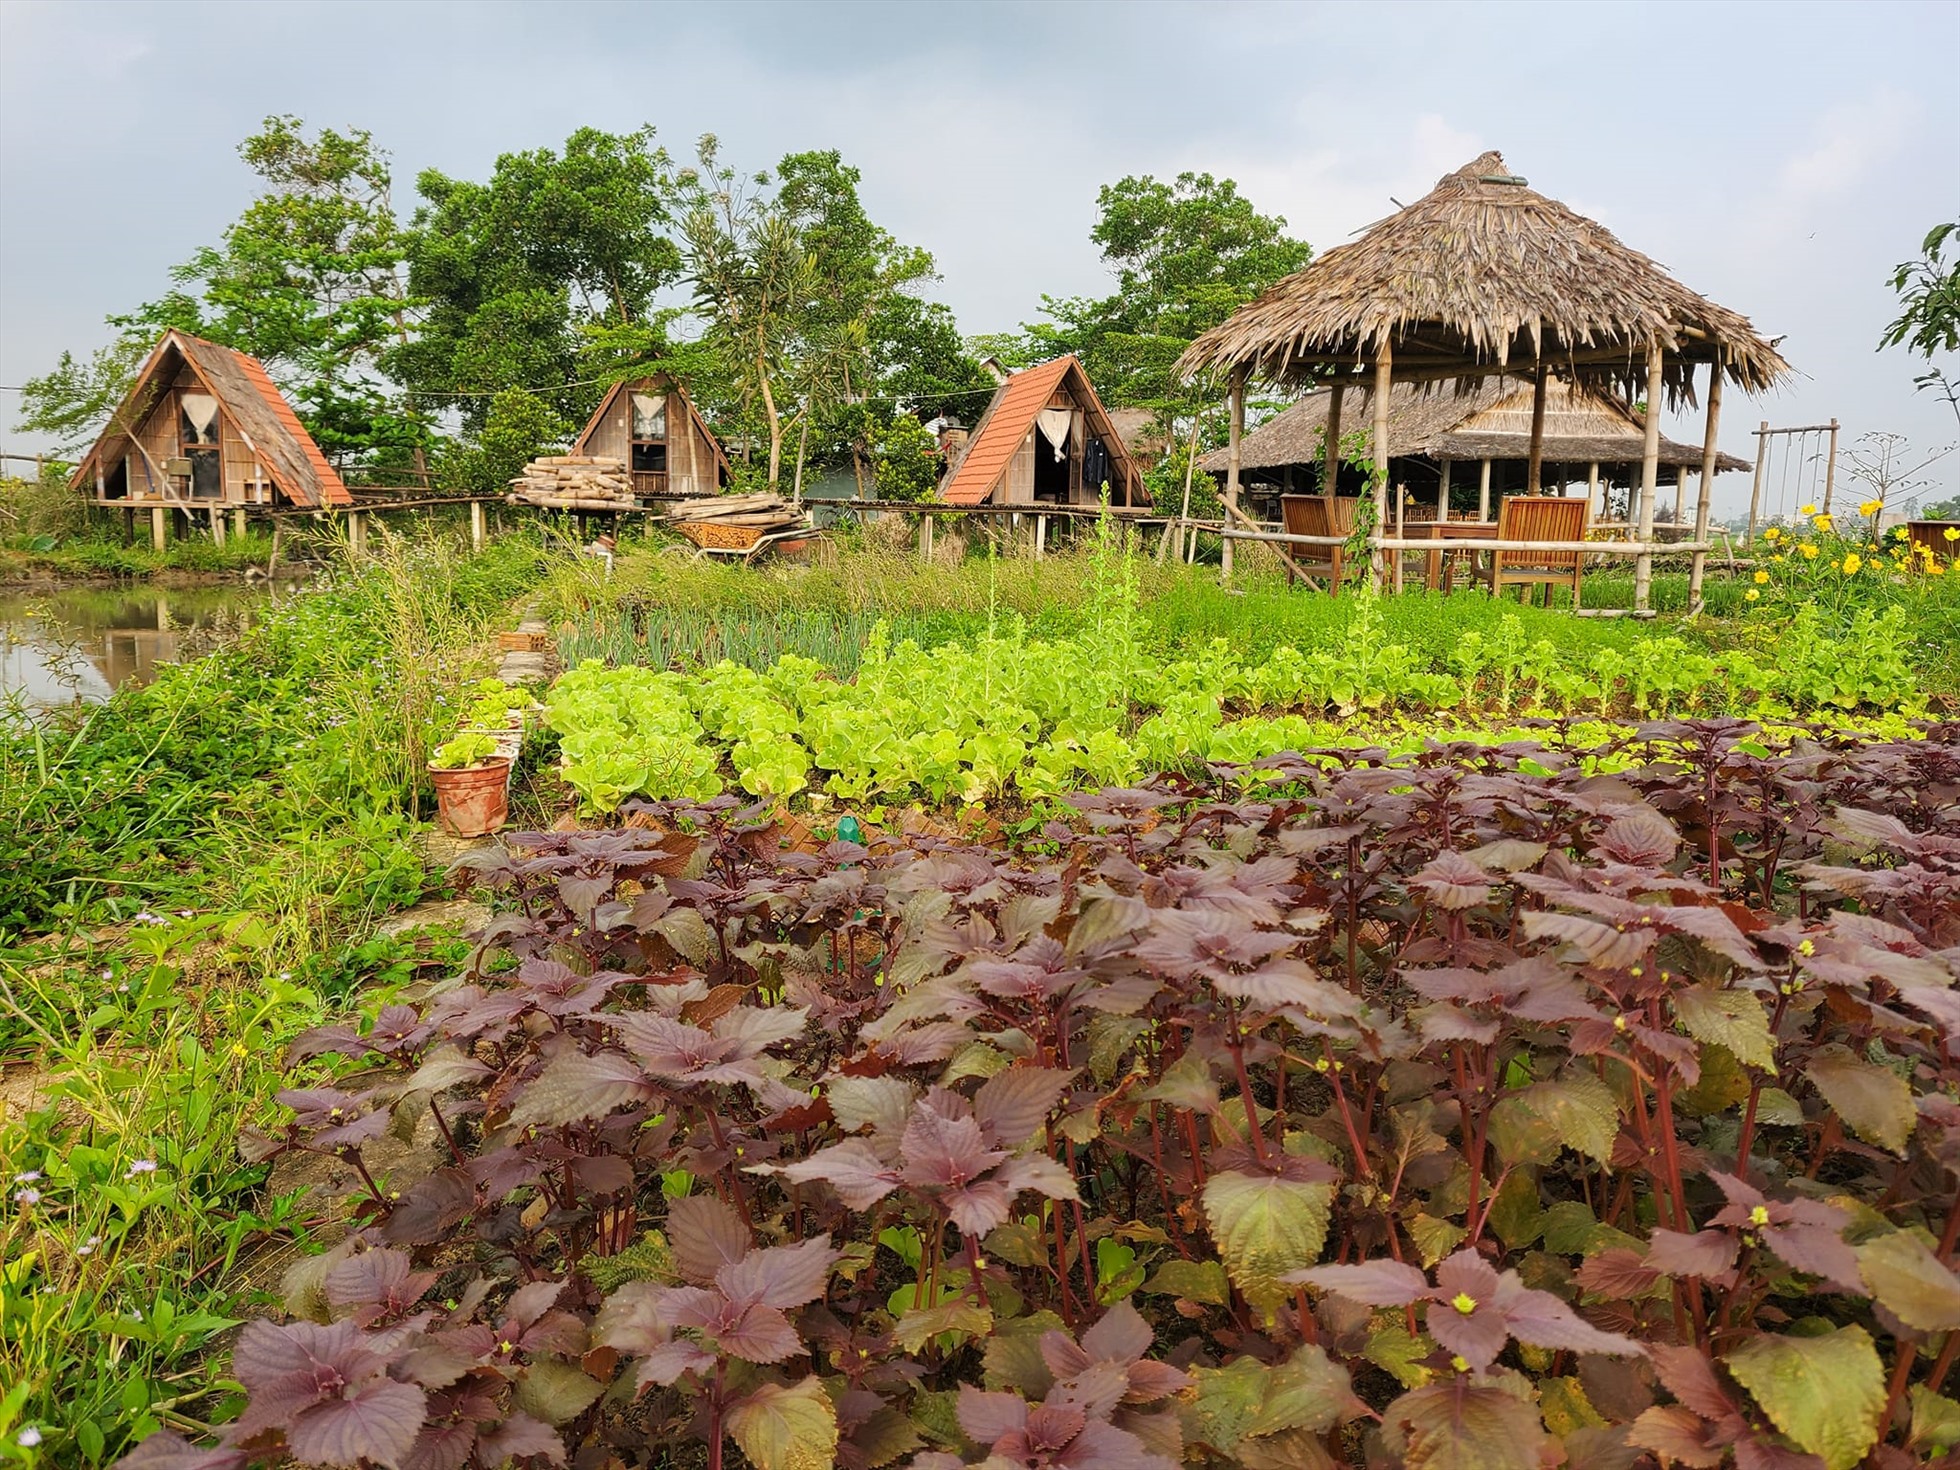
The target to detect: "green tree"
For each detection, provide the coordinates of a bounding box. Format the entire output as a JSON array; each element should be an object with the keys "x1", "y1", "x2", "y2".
[
  {"x1": 394, "y1": 125, "x2": 681, "y2": 463},
  {"x1": 1881, "y1": 220, "x2": 1960, "y2": 429}
]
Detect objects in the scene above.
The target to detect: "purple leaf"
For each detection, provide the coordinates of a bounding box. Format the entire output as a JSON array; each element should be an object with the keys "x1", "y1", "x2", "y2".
[
  {"x1": 716, "y1": 1236, "x2": 840, "y2": 1310},
  {"x1": 502, "y1": 1279, "x2": 565, "y2": 1331},
  {"x1": 994, "y1": 1152, "x2": 1081, "y2": 1204},
  {"x1": 1424, "y1": 1294, "x2": 1511, "y2": 1372},
  {"x1": 1079, "y1": 1300, "x2": 1153, "y2": 1364},
  {"x1": 1287, "y1": 1259, "x2": 1429, "y2": 1307},
  {"x1": 957, "y1": 1386, "x2": 1030, "y2": 1446},
  {"x1": 472, "y1": 1413, "x2": 566, "y2": 1466},
  {"x1": 1491, "y1": 1274, "x2": 1644, "y2": 1358},
  {"x1": 973, "y1": 1066, "x2": 1075, "y2": 1145},
  {"x1": 115, "y1": 1433, "x2": 249, "y2": 1470},
  {"x1": 381, "y1": 1167, "x2": 476, "y2": 1247},
  {"x1": 286, "y1": 1380, "x2": 428, "y2": 1470},
  {"x1": 765, "y1": 1138, "x2": 902, "y2": 1210},
  {"x1": 1410, "y1": 851, "x2": 1493, "y2": 910},
  {"x1": 323, "y1": 1248, "x2": 437, "y2": 1317},
  {"x1": 666, "y1": 1195, "x2": 752, "y2": 1285},
  {"x1": 942, "y1": 1179, "x2": 1015, "y2": 1237},
  {"x1": 505, "y1": 1048, "x2": 653, "y2": 1130},
  {"x1": 899, "y1": 1105, "x2": 1008, "y2": 1190},
  {"x1": 1646, "y1": 1229, "x2": 1739, "y2": 1279}
]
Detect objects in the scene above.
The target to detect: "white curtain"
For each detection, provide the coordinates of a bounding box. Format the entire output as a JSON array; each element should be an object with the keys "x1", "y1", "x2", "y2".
[
  {"x1": 631, "y1": 393, "x2": 668, "y2": 440},
  {"x1": 1036, "y1": 408, "x2": 1072, "y2": 462},
  {"x1": 180, "y1": 392, "x2": 219, "y2": 443}
]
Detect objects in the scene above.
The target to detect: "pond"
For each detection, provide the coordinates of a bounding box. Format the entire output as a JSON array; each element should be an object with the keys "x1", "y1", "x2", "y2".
[{"x1": 0, "y1": 581, "x2": 304, "y2": 706}]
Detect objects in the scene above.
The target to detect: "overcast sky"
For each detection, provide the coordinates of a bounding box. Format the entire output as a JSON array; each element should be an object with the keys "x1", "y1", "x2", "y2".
[{"x1": 3, "y1": 0, "x2": 1955, "y2": 512}]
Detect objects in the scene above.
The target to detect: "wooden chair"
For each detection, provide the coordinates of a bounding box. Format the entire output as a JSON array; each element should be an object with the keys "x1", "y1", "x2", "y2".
[
  {"x1": 1280, "y1": 494, "x2": 1357, "y2": 595},
  {"x1": 1489, "y1": 495, "x2": 1589, "y2": 607}
]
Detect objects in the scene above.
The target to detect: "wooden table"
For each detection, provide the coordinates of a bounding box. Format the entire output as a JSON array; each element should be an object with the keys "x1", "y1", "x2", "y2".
[{"x1": 1409, "y1": 520, "x2": 1498, "y2": 591}]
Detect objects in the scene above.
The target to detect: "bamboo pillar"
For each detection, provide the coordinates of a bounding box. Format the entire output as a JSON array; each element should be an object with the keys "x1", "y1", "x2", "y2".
[
  {"x1": 150, "y1": 506, "x2": 167, "y2": 553},
  {"x1": 1687, "y1": 362, "x2": 1724, "y2": 615},
  {"x1": 1369, "y1": 344, "x2": 1392, "y2": 588},
  {"x1": 1745, "y1": 420, "x2": 1769, "y2": 541},
  {"x1": 1822, "y1": 418, "x2": 1839, "y2": 513},
  {"x1": 920, "y1": 512, "x2": 934, "y2": 562},
  {"x1": 349, "y1": 509, "x2": 368, "y2": 561},
  {"x1": 1438, "y1": 457, "x2": 1452, "y2": 520},
  {"x1": 231, "y1": 506, "x2": 246, "y2": 541},
  {"x1": 1634, "y1": 348, "x2": 1665, "y2": 613},
  {"x1": 1035, "y1": 514, "x2": 1047, "y2": 560},
  {"x1": 1674, "y1": 465, "x2": 1689, "y2": 524},
  {"x1": 1224, "y1": 366, "x2": 1246, "y2": 578},
  {"x1": 1478, "y1": 459, "x2": 1492, "y2": 521},
  {"x1": 1587, "y1": 462, "x2": 1600, "y2": 520},
  {"x1": 1526, "y1": 366, "x2": 1548, "y2": 494},
  {"x1": 471, "y1": 500, "x2": 487, "y2": 552},
  {"x1": 1392, "y1": 482, "x2": 1406, "y2": 593},
  {"x1": 1323, "y1": 381, "x2": 1345, "y2": 495}
]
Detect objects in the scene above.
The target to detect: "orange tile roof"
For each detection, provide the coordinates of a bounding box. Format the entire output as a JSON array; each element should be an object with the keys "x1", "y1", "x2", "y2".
[
  {"x1": 231, "y1": 348, "x2": 352, "y2": 506},
  {"x1": 940, "y1": 357, "x2": 1075, "y2": 505}
]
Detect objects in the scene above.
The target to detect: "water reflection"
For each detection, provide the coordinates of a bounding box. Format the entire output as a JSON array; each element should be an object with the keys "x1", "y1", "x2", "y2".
[{"x1": 0, "y1": 582, "x2": 304, "y2": 706}]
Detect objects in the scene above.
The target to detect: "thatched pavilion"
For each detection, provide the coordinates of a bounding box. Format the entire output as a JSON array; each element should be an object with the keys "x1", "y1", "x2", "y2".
[{"x1": 1177, "y1": 152, "x2": 1789, "y2": 611}]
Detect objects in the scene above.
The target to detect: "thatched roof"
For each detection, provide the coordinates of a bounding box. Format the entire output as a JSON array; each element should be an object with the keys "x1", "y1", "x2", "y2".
[
  {"x1": 1178, "y1": 152, "x2": 1788, "y2": 403},
  {"x1": 1201, "y1": 377, "x2": 1749, "y2": 474}
]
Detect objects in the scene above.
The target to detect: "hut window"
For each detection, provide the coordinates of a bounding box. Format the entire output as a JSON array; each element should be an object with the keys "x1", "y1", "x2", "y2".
[
  {"x1": 180, "y1": 393, "x2": 220, "y2": 446},
  {"x1": 631, "y1": 392, "x2": 668, "y2": 474},
  {"x1": 180, "y1": 392, "x2": 222, "y2": 498}
]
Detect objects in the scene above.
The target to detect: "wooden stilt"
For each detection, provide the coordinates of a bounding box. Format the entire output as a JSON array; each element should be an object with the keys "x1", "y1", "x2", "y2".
[
  {"x1": 1687, "y1": 362, "x2": 1724, "y2": 616},
  {"x1": 1035, "y1": 513, "x2": 1047, "y2": 560},
  {"x1": 920, "y1": 513, "x2": 934, "y2": 561},
  {"x1": 1224, "y1": 366, "x2": 1246, "y2": 578},
  {"x1": 231, "y1": 506, "x2": 246, "y2": 542},
  {"x1": 1478, "y1": 459, "x2": 1492, "y2": 521},
  {"x1": 210, "y1": 506, "x2": 226, "y2": 548},
  {"x1": 471, "y1": 500, "x2": 487, "y2": 552},
  {"x1": 1674, "y1": 465, "x2": 1689, "y2": 525},
  {"x1": 349, "y1": 510, "x2": 368, "y2": 560},
  {"x1": 1437, "y1": 457, "x2": 1452, "y2": 520},
  {"x1": 1526, "y1": 366, "x2": 1548, "y2": 494},
  {"x1": 1746, "y1": 419, "x2": 1769, "y2": 542},
  {"x1": 1821, "y1": 418, "x2": 1839, "y2": 514},
  {"x1": 1634, "y1": 348, "x2": 1665, "y2": 613},
  {"x1": 1323, "y1": 381, "x2": 1345, "y2": 495},
  {"x1": 150, "y1": 506, "x2": 167, "y2": 553},
  {"x1": 1369, "y1": 345, "x2": 1392, "y2": 589}
]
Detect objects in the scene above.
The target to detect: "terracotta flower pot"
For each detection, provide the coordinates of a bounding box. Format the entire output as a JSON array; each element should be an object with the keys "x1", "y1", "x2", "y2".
[{"x1": 430, "y1": 756, "x2": 512, "y2": 838}]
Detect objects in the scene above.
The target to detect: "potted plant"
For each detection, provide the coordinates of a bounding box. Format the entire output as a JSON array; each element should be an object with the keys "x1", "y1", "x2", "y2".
[{"x1": 429, "y1": 731, "x2": 512, "y2": 838}]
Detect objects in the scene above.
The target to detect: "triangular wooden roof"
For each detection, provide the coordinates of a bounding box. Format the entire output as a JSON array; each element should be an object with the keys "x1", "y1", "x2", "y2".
[
  {"x1": 940, "y1": 356, "x2": 1147, "y2": 506},
  {"x1": 1203, "y1": 376, "x2": 1749, "y2": 474},
  {"x1": 574, "y1": 373, "x2": 731, "y2": 484},
  {"x1": 71, "y1": 331, "x2": 352, "y2": 507}
]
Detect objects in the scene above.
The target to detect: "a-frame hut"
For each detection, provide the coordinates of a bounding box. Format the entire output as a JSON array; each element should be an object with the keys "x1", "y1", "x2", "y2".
[
  {"x1": 573, "y1": 374, "x2": 730, "y2": 499},
  {"x1": 71, "y1": 330, "x2": 352, "y2": 513},
  {"x1": 1203, "y1": 375, "x2": 1750, "y2": 523},
  {"x1": 940, "y1": 356, "x2": 1148, "y2": 508}
]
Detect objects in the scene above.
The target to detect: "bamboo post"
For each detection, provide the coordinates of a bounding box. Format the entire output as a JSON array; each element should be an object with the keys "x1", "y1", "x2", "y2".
[
  {"x1": 471, "y1": 500, "x2": 487, "y2": 552},
  {"x1": 349, "y1": 509, "x2": 368, "y2": 561},
  {"x1": 150, "y1": 506, "x2": 167, "y2": 553},
  {"x1": 919, "y1": 512, "x2": 934, "y2": 562},
  {"x1": 1322, "y1": 381, "x2": 1345, "y2": 495},
  {"x1": 1035, "y1": 514, "x2": 1047, "y2": 561},
  {"x1": 1478, "y1": 459, "x2": 1492, "y2": 521},
  {"x1": 231, "y1": 506, "x2": 246, "y2": 542},
  {"x1": 1633, "y1": 348, "x2": 1665, "y2": 614},
  {"x1": 1526, "y1": 366, "x2": 1548, "y2": 494},
  {"x1": 1223, "y1": 366, "x2": 1246, "y2": 578},
  {"x1": 1587, "y1": 462, "x2": 1600, "y2": 520},
  {"x1": 1822, "y1": 418, "x2": 1839, "y2": 513},
  {"x1": 1746, "y1": 419, "x2": 1769, "y2": 542},
  {"x1": 1687, "y1": 362, "x2": 1724, "y2": 616},
  {"x1": 1174, "y1": 410, "x2": 1200, "y2": 564},
  {"x1": 1392, "y1": 482, "x2": 1406, "y2": 593},
  {"x1": 1369, "y1": 344, "x2": 1392, "y2": 588},
  {"x1": 1674, "y1": 465, "x2": 1689, "y2": 525},
  {"x1": 1437, "y1": 457, "x2": 1452, "y2": 520},
  {"x1": 210, "y1": 506, "x2": 226, "y2": 548}
]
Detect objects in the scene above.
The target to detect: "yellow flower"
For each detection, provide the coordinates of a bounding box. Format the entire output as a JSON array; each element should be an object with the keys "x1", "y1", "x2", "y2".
[
  {"x1": 1799, "y1": 543, "x2": 1819, "y2": 560},
  {"x1": 1763, "y1": 526, "x2": 1781, "y2": 542},
  {"x1": 1812, "y1": 513, "x2": 1834, "y2": 533},
  {"x1": 1745, "y1": 589, "x2": 1760, "y2": 602},
  {"x1": 1841, "y1": 553, "x2": 1862, "y2": 574},
  {"x1": 1799, "y1": 504, "x2": 1818, "y2": 516},
  {"x1": 1859, "y1": 498, "x2": 1883, "y2": 516},
  {"x1": 1945, "y1": 527, "x2": 1960, "y2": 542},
  {"x1": 1773, "y1": 553, "x2": 1786, "y2": 563},
  {"x1": 1753, "y1": 569, "x2": 1769, "y2": 584}
]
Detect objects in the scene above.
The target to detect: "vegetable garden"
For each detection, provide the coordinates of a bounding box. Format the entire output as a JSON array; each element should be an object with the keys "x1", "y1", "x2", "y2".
[{"x1": 5, "y1": 519, "x2": 1959, "y2": 1470}]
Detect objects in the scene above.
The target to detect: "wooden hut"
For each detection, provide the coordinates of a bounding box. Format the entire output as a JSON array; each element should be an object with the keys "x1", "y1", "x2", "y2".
[
  {"x1": 71, "y1": 331, "x2": 351, "y2": 543},
  {"x1": 1202, "y1": 375, "x2": 1750, "y2": 524},
  {"x1": 940, "y1": 356, "x2": 1147, "y2": 508},
  {"x1": 572, "y1": 375, "x2": 730, "y2": 500},
  {"x1": 1177, "y1": 152, "x2": 1789, "y2": 611}
]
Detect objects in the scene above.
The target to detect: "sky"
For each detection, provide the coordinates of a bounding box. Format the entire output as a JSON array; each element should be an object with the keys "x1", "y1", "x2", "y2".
[{"x1": 2, "y1": 0, "x2": 1955, "y2": 515}]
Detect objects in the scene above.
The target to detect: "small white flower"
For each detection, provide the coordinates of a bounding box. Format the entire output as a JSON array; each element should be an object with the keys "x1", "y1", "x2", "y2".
[
  {"x1": 176, "y1": 909, "x2": 193, "y2": 918},
  {"x1": 16, "y1": 1426, "x2": 41, "y2": 1447},
  {"x1": 12, "y1": 1188, "x2": 40, "y2": 1205},
  {"x1": 125, "y1": 1159, "x2": 158, "y2": 1178},
  {"x1": 12, "y1": 1171, "x2": 40, "y2": 1183},
  {"x1": 101, "y1": 968, "x2": 113, "y2": 980}
]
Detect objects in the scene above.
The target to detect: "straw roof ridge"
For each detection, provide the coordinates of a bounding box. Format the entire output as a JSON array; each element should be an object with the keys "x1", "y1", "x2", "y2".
[{"x1": 1177, "y1": 152, "x2": 1789, "y2": 401}]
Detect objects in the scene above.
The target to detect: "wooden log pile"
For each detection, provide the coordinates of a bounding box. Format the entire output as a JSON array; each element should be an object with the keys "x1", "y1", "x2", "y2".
[
  {"x1": 666, "y1": 494, "x2": 809, "y2": 534},
  {"x1": 509, "y1": 456, "x2": 634, "y2": 511}
]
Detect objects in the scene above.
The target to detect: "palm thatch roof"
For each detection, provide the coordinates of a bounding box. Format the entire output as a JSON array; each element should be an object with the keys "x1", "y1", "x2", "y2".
[
  {"x1": 1200, "y1": 377, "x2": 1749, "y2": 474},
  {"x1": 1177, "y1": 152, "x2": 1788, "y2": 403}
]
